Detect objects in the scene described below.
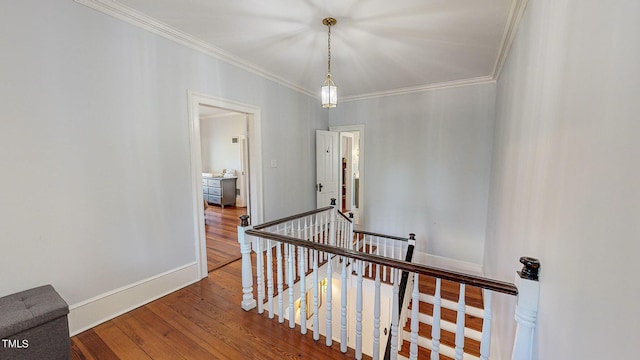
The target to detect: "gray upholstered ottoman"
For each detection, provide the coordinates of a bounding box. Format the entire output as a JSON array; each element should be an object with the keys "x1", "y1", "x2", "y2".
[{"x1": 0, "y1": 285, "x2": 70, "y2": 360}]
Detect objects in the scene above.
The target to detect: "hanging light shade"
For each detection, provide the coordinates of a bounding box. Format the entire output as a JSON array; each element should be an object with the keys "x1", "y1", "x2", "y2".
[{"x1": 321, "y1": 17, "x2": 337, "y2": 108}]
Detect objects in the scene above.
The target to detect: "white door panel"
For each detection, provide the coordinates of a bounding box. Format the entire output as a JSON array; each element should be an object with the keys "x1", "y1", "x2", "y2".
[{"x1": 316, "y1": 130, "x2": 339, "y2": 208}]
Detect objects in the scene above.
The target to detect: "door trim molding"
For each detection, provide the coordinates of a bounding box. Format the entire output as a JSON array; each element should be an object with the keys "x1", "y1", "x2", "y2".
[{"x1": 187, "y1": 90, "x2": 264, "y2": 279}]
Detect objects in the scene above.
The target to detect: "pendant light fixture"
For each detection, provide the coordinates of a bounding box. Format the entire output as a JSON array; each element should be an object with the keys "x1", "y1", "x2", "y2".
[{"x1": 321, "y1": 17, "x2": 337, "y2": 108}]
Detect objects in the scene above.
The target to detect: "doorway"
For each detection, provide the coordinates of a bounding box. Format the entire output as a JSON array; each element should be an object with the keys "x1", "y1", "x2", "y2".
[
  {"x1": 330, "y1": 125, "x2": 364, "y2": 225},
  {"x1": 199, "y1": 106, "x2": 248, "y2": 272},
  {"x1": 188, "y1": 91, "x2": 264, "y2": 279}
]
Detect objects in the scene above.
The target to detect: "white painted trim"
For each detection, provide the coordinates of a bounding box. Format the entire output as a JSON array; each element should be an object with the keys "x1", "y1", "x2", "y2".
[
  {"x1": 492, "y1": 0, "x2": 530, "y2": 80},
  {"x1": 400, "y1": 329, "x2": 481, "y2": 360},
  {"x1": 412, "y1": 251, "x2": 483, "y2": 276},
  {"x1": 187, "y1": 90, "x2": 264, "y2": 278},
  {"x1": 68, "y1": 262, "x2": 199, "y2": 336},
  {"x1": 411, "y1": 311, "x2": 482, "y2": 342},
  {"x1": 340, "y1": 76, "x2": 495, "y2": 102},
  {"x1": 417, "y1": 293, "x2": 484, "y2": 320}
]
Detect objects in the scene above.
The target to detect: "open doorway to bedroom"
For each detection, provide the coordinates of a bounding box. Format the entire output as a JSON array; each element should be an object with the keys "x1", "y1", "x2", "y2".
[
  {"x1": 188, "y1": 92, "x2": 263, "y2": 279},
  {"x1": 199, "y1": 105, "x2": 249, "y2": 272}
]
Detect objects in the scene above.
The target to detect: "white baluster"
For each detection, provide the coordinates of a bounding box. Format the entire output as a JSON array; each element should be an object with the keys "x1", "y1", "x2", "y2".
[
  {"x1": 373, "y1": 263, "x2": 381, "y2": 360},
  {"x1": 288, "y1": 244, "x2": 295, "y2": 329},
  {"x1": 391, "y1": 239, "x2": 395, "y2": 260},
  {"x1": 455, "y1": 283, "x2": 466, "y2": 360},
  {"x1": 390, "y1": 268, "x2": 399, "y2": 360},
  {"x1": 237, "y1": 221, "x2": 256, "y2": 311},
  {"x1": 340, "y1": 255, "x2": 348, "y2": 353},
  {"x1": 480, "y1": 290, "x2": 492, "y2": 360},
  {"x1": 299, "y1": 244, "x2": 307, "y2": 334},
  {"x1": 383, "y1": 239, "x2": 388, "y2": 283},
  {"x1": 368, "y1": 238, "x2": 373, "y2": 278},
  {"x1": 409, "y1": 273, "x2": 420, "y2": 360},
  {"x1": 266, "y1": 239, "x2": 274, "y2": 319},
  {"x1": 326, "y1": 249, "x2": 333, "y2": 346},
  {"x1": 313, "y1": 249, "x2": 320, "y2": 341},
  {"x1": 329, "y1": 207, "x2": 336, "y2": 247},
  {"x1": 312, "y1": 214, "x2": 317, "y2": 243},
  {"x1": 319, "y1": 214, "x2": 325, "y2": 260},
  {"x1": 276, "y1": 242, "x2": 284, "y2": 323},
  {"x1": 255, "y1": 238, "x2": 264, "y2": 314},
  {"x1": 431, "y1": 278, "x2": 442, "y2": 360},
  {"x1": 304, "y1": 218, "x2": 310, "y2": 272},
  {"x1": 356, "y1": 260, "x2": 364, "y2": 360}
]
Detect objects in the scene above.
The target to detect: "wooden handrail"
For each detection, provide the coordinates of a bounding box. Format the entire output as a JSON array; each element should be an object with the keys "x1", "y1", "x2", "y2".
[
  {"x1": 354, "y1": 229, "x2": 409, "y2": 242},
  {"x1": 253, "y1": 206, "x2": 334, "y2": 230},
  {"x1": 336, "y1": 209, "x2": 353, "y2": 223},
  {"x1": 246, "y1": 229, "x2": 518, "y2": 296}
]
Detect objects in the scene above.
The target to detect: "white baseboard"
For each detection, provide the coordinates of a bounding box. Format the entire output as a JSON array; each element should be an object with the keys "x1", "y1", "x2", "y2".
[
  {"x1": 412, "y1": 252, "x2": 483, "y2": 275},
  {"x1": 68, "y1": 262, "x2": 200, "y2": 336}
]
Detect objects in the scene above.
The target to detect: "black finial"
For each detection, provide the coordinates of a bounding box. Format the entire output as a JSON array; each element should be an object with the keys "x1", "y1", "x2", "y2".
[
  {"x1": 518, "y1": 257, "x2": 540, "y2": 281},
  {"x1": 330, "y1": 198, "x2": 337, "y2": 206},
  {"x1": 239, "y1": 215, "x2": 250, "y2": 227},
  {"x1": 349, "y1": 212, "x2": 354, "y2": 219},
  {"x1": 409, "y1": 233, "x2": 416, "y2": 241}
]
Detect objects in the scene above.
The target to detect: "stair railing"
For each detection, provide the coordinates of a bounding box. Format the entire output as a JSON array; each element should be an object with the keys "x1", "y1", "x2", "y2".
[
  {"x1": 238, "y1": 208, "x2": 540, "y2": 360},
  {"x1": 383, "y1": 233, "x2": 415, "y2": 360}
]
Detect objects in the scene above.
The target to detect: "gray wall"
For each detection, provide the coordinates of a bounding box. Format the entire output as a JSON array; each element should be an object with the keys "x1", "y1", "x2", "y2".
[
  {"x1": 485, "y1": 0, "x2": 640, "y2": 358},
  {"x1": 0, "y1": 1, "x2": 326, "y2": 305},
  {"x1": 200, "y1": 114, "x2": 245, "y2": 175},
  {"x1": 330, "y1": 83, "x2": 496, "y2": 264}
]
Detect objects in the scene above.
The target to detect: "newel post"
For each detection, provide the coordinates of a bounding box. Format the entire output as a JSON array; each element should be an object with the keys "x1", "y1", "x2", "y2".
[
  {"x1": 511, "y1": 257, "x2": 541, "y2": 360},
  {"x1": 238, "y1": 215, "x2": 257, "y2": 311}
]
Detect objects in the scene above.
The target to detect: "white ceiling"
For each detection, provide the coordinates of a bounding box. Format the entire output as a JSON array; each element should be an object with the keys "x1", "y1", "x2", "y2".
[{"x1": 79, "y1": 0, "x2": 522, "y2": 100}]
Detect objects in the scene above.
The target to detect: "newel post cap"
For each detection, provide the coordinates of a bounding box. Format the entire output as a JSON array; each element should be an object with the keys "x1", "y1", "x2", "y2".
[
  {"x1": 330, "y1": 198, "x2": 337, "y2": 206},
  {"x1": 239, "y1": 215, "x2": 250, "y2": 227},
  {"x1": 518, "y1": 256, "x2": 540, "y2": 281}
]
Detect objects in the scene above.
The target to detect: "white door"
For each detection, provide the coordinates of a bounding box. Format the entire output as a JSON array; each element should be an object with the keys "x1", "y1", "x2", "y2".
[{"x1": 316, "y1": 130, "x2": 339, "y2": 208}]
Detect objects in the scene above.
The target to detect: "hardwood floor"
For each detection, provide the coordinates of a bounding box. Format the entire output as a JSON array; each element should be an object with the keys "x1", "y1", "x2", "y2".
[
  {"x1": 72, "y1": 205, "x2": 367, "y2": 359},
  {"x1": 204, "y1": 205, "x2": 246, "y2": 272},
  {"x1": 71, "y1": 260, "x2": 368, "y2": 359}
]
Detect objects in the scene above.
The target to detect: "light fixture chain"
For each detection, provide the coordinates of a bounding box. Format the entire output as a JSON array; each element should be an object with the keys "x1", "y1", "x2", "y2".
[{"x1": 327, "y1": 23, "x2": 331, "y2": 74}]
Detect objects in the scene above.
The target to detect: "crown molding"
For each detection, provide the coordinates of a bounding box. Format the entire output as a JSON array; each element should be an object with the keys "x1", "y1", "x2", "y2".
[
  {"x1": 74, "y1": 0, "x2": 526, "y2": 103},
  {"x1": 341, "y1": 76, "x2": 496, "y2": 102},
  {"x1": 73, "y1": 0, "x2": 316, "y2": 98},
  {"x1": 492, "y1": 0, "x2": 530, "y2": 80}
]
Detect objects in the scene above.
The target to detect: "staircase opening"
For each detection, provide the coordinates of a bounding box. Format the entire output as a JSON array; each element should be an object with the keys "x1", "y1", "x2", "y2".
[{"x1": 236, "y1": 205, "x2": 539, "y2": 360}]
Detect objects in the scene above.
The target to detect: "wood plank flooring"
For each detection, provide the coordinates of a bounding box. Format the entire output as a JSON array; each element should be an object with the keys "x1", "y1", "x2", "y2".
[
  {"x1": 204, "y1": 205, "x2": 246, "y2": 272},
  {"x1": 72, "y1": 260, "x2": 368, "y2": 360},
  {"x1": 72, "y1": 205, "x2": 368, "y2": 360}
]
